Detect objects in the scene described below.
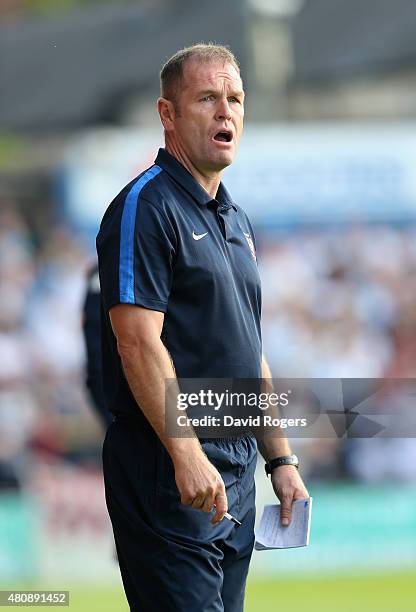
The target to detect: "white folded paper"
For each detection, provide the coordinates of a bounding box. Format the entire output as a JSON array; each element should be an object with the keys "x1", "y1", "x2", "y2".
[{"x1": 255, "y1": 498, "x2": 313, "y2": 550}]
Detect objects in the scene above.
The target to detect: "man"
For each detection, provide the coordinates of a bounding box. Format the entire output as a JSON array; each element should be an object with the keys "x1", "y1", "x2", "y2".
[
  {"x1": 97, "y1": 43, "x2": 308, "y2": 611},
  {"x1": 82, "y1": 263, "x2": 113, "y2": 429}
]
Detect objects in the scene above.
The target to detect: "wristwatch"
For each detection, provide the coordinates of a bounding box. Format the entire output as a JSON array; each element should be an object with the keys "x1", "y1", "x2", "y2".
[{"x1": 265, "y1": 454, "x2": 299, "y2": 476}]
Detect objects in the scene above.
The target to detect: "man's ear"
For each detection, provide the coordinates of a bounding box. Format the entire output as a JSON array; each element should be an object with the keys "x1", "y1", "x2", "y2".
[{"x1": 157, "y1": 97, "x2": 176, "y2": 131}]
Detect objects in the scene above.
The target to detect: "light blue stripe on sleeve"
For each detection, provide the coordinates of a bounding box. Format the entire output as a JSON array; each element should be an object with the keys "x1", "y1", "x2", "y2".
[{"x1": 119, "y1": 165, "x2": 162, "y2": 302}]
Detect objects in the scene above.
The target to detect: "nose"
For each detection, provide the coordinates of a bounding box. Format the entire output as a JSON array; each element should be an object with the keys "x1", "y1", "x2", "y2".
[{"x1": 215, "y1": 97, "x2": 231, "y2": 121}]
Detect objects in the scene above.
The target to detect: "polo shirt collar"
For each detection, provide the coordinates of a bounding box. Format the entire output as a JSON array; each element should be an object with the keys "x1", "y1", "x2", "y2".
[{"x1": 155, "y1": 148, "x2": 237, "y2": 211}]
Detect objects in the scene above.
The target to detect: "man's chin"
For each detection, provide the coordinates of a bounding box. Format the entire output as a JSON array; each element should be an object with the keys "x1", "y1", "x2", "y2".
[{"x1": 210, "y1": 151, "x2": 235, "y2": 171}]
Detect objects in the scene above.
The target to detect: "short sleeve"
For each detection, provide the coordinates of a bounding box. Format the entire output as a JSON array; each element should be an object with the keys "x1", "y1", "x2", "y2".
[{"x1": 97, "y1": 193, "x2": 176, "y2": 314}]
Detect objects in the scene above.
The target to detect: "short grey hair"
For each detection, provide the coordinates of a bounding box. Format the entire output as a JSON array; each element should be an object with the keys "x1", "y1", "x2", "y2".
[{"x1": 160, "y1": 43, "x2": 240, "y2": 107}]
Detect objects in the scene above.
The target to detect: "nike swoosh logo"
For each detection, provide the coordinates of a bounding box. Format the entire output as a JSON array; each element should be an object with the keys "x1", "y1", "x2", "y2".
[{"x1": 192, "y1": 231, "x2": 208, "y2": 241}]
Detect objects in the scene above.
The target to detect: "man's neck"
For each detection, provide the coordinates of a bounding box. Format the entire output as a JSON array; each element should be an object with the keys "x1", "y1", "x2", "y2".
[{"x1": 165, "y1": 142, "x2": 221, "y2": 199}]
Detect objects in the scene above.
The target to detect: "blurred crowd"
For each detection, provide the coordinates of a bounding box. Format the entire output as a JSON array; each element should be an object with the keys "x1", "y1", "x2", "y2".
[
  {"x1": 0, "y1": 201, "x2": 102, "y2": 491},
  {"x1": 259, "y1": 226, "x2": 416, "y2": 481},
  {"x1": 260, "y1": 225, "x2": 416, "y2": 378},
  {"x1": 1, "y1": 200, "x2": 416, "y2": 491}
]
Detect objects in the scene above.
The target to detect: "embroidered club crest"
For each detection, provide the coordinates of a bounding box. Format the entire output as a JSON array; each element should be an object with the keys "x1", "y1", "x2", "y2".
[{"x1": 243, "y1": 232, "x2": 257, "y2": 262}]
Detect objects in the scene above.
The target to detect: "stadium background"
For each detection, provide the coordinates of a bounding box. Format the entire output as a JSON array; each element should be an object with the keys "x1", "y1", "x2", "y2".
[{"x1": 1, "y1": 0, "x2": 416, "y2": 610}]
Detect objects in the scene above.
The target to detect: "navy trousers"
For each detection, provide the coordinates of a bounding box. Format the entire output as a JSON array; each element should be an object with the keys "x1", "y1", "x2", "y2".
[{"x1": 103, "y1": 417, "x2": 257, "y2": 611}]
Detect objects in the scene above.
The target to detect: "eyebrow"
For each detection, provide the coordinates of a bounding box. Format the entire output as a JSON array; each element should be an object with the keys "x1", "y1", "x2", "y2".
[{"x1": 196, "y1": 89, "x2": 245, "y2": 98}]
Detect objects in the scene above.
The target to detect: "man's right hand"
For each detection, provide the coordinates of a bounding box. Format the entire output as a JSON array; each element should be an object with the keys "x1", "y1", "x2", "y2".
[{"x1": 173, "y1": 449, "x2": 228, "y2": 525}]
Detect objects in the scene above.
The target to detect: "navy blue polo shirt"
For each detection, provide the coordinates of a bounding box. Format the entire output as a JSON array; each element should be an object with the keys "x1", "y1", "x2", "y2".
[{"x1": 97, "y1": 148, "x2": 262, "y2": 418}]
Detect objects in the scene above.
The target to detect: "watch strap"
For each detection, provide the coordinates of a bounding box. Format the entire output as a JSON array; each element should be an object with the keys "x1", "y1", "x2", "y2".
[{"x1": 265, "y1": 454, "x2": 299, "y2": 476}]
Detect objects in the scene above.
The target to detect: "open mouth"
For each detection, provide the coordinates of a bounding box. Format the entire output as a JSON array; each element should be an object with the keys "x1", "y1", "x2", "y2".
[{"x1": 213, "y1": 130, "x2": 233, "y2": 143}]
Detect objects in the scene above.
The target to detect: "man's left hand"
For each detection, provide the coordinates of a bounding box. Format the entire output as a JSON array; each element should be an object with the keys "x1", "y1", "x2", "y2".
[{"x1": 271, "y1": 465, "x2": 309, "y2": 527}]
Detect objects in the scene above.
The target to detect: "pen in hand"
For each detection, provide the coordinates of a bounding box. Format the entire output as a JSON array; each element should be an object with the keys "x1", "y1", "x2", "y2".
[
  {"x1": 213, "y1": 504, "x2": 242, "y2": 527},
  {"x1": 224, "y1": 511, "x2": 242, "y2": 527}
]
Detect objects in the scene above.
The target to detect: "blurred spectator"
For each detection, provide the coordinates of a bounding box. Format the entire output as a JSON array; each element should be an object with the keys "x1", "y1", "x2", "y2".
[
  {"x1": 26, "y1": 224, "x2": 87, "y2": 378},
  {"x1": 82, "y1": 263, "x2": 112, "y2": 429}
]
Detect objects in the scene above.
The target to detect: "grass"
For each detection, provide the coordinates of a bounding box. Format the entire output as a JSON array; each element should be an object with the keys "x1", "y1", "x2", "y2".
[
  {"x1": 245, "y1": 573, "x2": 416, "y2": 612},
  {"x1": 2, "y1": 573, "x2": 415, "y2": 610}
]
